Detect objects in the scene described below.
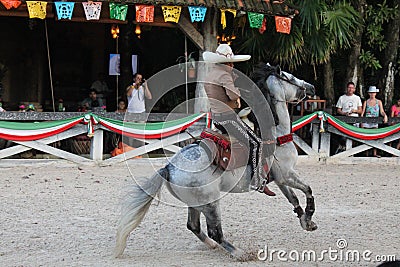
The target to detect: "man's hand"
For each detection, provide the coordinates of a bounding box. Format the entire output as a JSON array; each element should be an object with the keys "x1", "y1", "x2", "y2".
[{"x1": 236, "y1": 98, "x2": 241, "y2": 109}]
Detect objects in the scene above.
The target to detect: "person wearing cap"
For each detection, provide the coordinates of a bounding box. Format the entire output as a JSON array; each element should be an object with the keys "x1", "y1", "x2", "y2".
[
  {"x1": 202, "y1": 44, "x2": 275, "y2": 196},
  {"x1": 361, "y1": 86, "x2": 388, "y2": 157}
]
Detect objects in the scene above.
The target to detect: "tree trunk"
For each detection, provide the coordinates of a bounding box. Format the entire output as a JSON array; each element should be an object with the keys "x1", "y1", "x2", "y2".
[
  {"x1": 194, "y1": 8, "x2": 217, "y2": 113},
  {"x1": 323, "y1": 60, "x2": 335, "y2": 110},
  {"x1": 380, "y1": 0, "x2": 400, "y2": 109},
  {"x1": 345, "y1": 0, "x2": 366, "y2": 98}
]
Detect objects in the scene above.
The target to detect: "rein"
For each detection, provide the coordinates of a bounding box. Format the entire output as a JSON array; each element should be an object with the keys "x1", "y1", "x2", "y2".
[{"x1": 272, "y1": 73, "x2": 307, "y2": 105}]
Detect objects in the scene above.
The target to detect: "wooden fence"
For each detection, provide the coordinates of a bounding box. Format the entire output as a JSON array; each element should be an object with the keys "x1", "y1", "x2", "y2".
[
  {"x1": 293, "y1": 114, "x2": 400, "y2": 161},
  {"x1": 1, "y1": 111, "x2": 400, "y2": 165}
]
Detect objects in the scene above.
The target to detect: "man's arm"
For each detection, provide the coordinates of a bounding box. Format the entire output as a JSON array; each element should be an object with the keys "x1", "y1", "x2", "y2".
[
  {"x1": 126, "y1": 85, "x2": 134, "y2": 97},
  {"x1": 221, "y1": 73, "x2": 240, "y2": 101},
  {"x1": 354, "y1": 105, "x2": 362, "y2": 115},
  {"x1": 143, "y1": 82, "x2": 152, "y2": 99},
  {"x1": 336, "y1": 97, "x2": 344, "y2": 115}
]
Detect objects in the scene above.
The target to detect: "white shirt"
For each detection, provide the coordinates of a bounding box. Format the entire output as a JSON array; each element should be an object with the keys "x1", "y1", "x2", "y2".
[
  {"x1": 336, "y1": 94, "x2": 362, "y2": 117},
  {"x1": 127, "y1": 86, "x2": 145, "y2": 113}
]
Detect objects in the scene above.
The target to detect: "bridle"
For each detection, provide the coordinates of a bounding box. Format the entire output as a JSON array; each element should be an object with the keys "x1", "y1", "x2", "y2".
[
  {"x1": 266, "y1": 71, "x2": 308, "y2": 134},
  {"x1": 269, "y1": 71, "x2": 307, "y2": 105}
]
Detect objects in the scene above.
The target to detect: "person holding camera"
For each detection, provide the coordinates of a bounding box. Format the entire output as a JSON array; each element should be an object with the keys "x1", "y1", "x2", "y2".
[{"x1": 126, "y1": 73, "x2": 152, "y2": 113}]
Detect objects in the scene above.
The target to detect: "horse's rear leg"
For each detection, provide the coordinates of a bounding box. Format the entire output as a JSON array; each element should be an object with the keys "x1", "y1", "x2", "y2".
[
  {"x1": 286, "y1": 172, "x2": 317, "y2": 231},
  {"x1": 187, "y1": 207, "x2": 218, "y2": 249},
  {"x1": 277, "y1": 184, "x2": 304, "y2": 218},
  {"x1": 202, "y1": 202, "x2": 244, "y2": 258},
  {"x1": 275, "y1": 169, "x2": 317, "y2": 231}
]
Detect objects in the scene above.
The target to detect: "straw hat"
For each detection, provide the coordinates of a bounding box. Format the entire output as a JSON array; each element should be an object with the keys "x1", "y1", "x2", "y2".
[
  {"x1": 367, "y1": 86, "x2": 379, "y2": 93},
  {"x1": 203, "y1": 44, "x2": 251, "y2": 63}
]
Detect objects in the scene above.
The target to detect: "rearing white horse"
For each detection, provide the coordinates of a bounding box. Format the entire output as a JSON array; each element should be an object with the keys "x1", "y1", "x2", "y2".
[{"x1": 115, "y1": 63, "x2": 317, "y2": 259}]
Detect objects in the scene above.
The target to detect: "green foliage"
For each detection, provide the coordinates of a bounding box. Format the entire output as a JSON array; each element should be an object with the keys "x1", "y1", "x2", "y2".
[
  {"x1": 359, "y1": 49, "x2": 382, "y2": 70},
  {"x1": 365, "y1": 0, "x2": 397, "y2": 50},
  {"x1": 361, "y1": 0, "x2": 398, "y2": 71},
  {"x1": 323, "y1": 2, "x2": 361, "y2": 48}
]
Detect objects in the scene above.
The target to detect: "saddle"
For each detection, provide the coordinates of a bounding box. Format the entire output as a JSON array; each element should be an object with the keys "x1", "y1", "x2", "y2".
[{"x1": 199, "y1": 128, "x2": 249, "y2": 171}]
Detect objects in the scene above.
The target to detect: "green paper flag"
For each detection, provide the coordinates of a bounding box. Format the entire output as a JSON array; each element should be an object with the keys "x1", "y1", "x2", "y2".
[
  {"x1": 248, "y1": 12, "x2": 264, "y2": 28},
  {"x1": 109, "y1": 3, "x2": 128, "y2": 21}
]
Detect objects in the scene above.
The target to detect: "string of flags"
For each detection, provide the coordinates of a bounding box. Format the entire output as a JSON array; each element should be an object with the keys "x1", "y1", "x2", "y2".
[{"x1": 0, "y1": 0, "x2": 292, "y2": 34}]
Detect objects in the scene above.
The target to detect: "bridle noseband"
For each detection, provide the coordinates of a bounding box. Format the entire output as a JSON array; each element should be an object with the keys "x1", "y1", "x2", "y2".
[{"x1": 270, "y1": 72, "x2": 307, "y2": 105}]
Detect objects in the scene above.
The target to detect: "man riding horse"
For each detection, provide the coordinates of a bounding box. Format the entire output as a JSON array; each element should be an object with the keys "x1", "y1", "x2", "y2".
[{"x1": 202, "y1": 44, "x2": 276, "y2": 196}]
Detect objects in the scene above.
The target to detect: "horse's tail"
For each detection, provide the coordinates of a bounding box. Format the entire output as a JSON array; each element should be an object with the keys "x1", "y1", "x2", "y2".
[{"x1": 114, "y1": 167, "x2": 169, "y2": 257}]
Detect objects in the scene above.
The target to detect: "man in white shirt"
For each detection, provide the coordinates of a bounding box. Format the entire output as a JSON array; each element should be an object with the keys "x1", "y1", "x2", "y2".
[
  {"x1": 335, "y1": 81, "x2": 362, "y2": 153},
  {"x1": 126, "y1": 73, "x2": 152, "y2": 113},
  {"x1": 336, "y1": 82, "x2": 362, "y2": 117}
]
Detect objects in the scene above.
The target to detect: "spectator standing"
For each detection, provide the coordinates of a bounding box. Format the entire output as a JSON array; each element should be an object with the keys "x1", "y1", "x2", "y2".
[
  {"x1": 361, "y1": 86, "x2": 388, "y2": 157},
  {"x1": 390, "y1": 98, "x2": 400, "y2": 150},
  {"x1": 336, "y1": 82, "x2": 363, "y2": 119},
  {"x1": 390, "y1": 98, "x2": 400, "y2": 118},
  {"x1": 335, "y1": 82, "x2": 363, "y2": 153},
  {"x1": 126, "y1": 73, "x2": 152, "y2": 113}
]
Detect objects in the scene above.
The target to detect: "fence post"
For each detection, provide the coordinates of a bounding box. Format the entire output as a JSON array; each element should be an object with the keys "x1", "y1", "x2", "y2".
[
  {"x1": 319, "y1": 131, "x2": 331, "y2": 156},
  {"x1": 90, "y1": 128, "x2": 103, "y2": 161},
  {"x1": 312, "y1": 123, "x2": 319, "y2": 152}
]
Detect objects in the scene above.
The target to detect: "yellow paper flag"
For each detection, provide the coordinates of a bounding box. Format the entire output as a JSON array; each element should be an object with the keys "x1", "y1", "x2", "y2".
[
  {"x1": 27, "y1": 1, "x2": 47, "y2": 19},
  {"x1": 161, "y1": 6, "x2": 181, "y2": 23},
  {"x1": 220, "y1": 9, "x2": 236, "y2": 29}
]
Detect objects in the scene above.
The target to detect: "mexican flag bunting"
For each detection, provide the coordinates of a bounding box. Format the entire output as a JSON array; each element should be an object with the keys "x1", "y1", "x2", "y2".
[
  {"x1": 0, "y1": 116, "x2": 83, "y2": 141},
  {"x1": 98, "y1": 113, "x2": 206, "y2": 139}
]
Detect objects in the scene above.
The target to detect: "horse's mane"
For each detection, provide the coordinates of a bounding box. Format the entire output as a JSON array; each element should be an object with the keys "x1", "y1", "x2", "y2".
[{"x1": 251, "y1": 63, "x2": 280, "y2": 126}]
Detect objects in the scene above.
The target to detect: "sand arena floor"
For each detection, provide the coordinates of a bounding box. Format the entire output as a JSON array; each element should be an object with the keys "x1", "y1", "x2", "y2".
[{"x1": 0, "y1": 158, "x2": 399, "y2": 267}]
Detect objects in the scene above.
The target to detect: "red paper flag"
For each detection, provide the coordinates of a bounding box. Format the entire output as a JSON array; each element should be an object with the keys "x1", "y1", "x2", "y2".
[
  {"x1": 0, "y1": 0, "x2": 21, "y2": 9},
  {"x1": 259, "y1": 17, "x2": 267, "y2": 34},
  {"x1": 275, "y1": 16, "x2": 291, "y2": 34},
  {"x1": 135, "y1": 5, "x2": 154, "y2": 23}
]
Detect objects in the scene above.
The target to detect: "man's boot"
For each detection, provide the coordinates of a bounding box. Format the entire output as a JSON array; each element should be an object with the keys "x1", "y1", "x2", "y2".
[
  {"x1": 261, "y1": 163, "x2": 276, "y2": 196},
  {"x1": 263, "y1": 185, "x2": 276, "y2": 196}
]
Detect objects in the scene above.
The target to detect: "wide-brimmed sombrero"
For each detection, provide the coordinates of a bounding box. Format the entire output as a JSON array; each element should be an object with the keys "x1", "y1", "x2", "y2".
[{"x1": 203, "y1": 44, "x2": 251, "y2": 63}]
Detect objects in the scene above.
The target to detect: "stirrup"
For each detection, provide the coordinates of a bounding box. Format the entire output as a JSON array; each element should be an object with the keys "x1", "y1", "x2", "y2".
[{"x1": 256, "y1": 179, "x2": 269, "y2": 193}]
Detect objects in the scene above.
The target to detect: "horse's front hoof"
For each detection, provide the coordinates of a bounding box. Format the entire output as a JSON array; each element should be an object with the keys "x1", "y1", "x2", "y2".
[
  {"x1": 299, "y1": 215, "x2": 318, "y2": 231},
  {"x1": 306, "y1": 220, "x2": 318, "y2": 231},
  {"x1": 230, "y1": 247, "x2": 246, "y2": 261}
]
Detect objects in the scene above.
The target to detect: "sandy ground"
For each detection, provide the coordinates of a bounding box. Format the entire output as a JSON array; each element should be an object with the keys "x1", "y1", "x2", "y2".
[{"x1": 0, "y1": 158, "x2": 399, "y2": 267}]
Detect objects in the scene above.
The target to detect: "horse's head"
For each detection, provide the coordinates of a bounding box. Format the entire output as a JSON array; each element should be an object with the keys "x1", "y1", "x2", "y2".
[
  {"x1": 268, "y1": 67, "x2": 315, "y2": 104},
  {"x1": 253, "y1": 63, "x2": 315, "y2": 104}
]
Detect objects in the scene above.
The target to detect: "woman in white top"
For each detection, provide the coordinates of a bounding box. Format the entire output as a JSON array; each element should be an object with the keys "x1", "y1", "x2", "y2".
[{"x1": 126, "y1": 73, "x2": 152, "y2": 113}]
